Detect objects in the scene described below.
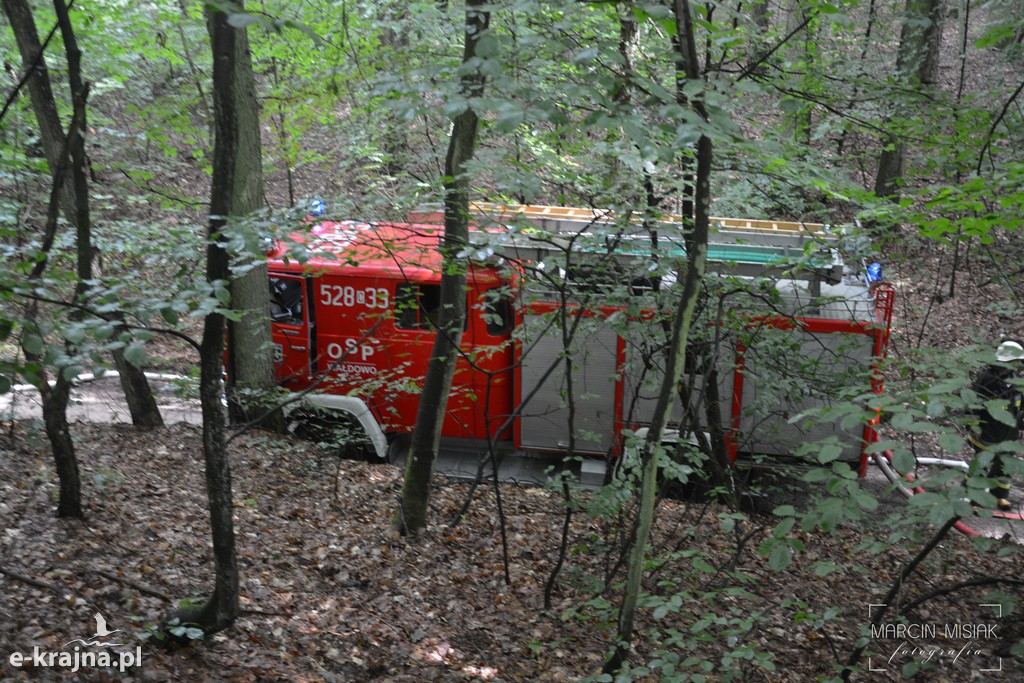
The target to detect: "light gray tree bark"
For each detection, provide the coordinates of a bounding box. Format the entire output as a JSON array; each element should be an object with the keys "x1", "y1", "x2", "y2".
[
  {"x1": 208, "y1": 0, "x2": 278, "y2": 427},
  {"x1": 874, "y1": 0, "x2": 944, "y2": 199}
]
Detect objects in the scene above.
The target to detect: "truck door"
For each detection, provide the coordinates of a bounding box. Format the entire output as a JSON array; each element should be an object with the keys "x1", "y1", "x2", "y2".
[
  {"x1": 269, "y1": 274, "x2": 313, "y2": 389},
  {"x1": 467, "y1": 285, "x2": 515, "y2": 440}
]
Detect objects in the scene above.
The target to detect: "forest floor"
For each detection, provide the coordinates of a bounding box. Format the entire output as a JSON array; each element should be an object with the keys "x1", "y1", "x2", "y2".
[
  {"x1": 1, "y1": 419, "x2": 1023, "y2": 683},
  {"x1": 2, "y1": 229, "x2": 1024, "y2": 682}
]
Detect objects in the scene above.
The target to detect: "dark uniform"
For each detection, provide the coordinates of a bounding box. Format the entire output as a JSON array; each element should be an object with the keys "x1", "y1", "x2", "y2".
[{"x1": 969, "y1": 345, "x2": 1024, "y2": 511}]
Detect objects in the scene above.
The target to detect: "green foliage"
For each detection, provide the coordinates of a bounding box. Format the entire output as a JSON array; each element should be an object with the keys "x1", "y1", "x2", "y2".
[
  {"x1": 2, "y1": 0, "x2": 1023, "y2": 676},
  {"x1": 136, "y1": 616, "x2": 204, "y2": 643}
]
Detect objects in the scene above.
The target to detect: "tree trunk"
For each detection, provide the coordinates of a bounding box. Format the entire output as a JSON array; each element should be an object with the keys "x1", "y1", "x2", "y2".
[
  {"x1": 783, "y1": 0, "x2": 812, "y2": 144},
  {"x1": 5, "y1": 0, "x2": 163, "y2": 428},
  {"x1": 207, "y1": 0, "x2": 277, "y2": 427},
  {"x1": 396, "y1": 0, "x2": 490, "y2": 536},
  {"x1": 181, "y1": 227, "x2": 239, "y2": 633},
  {"x1": 605, "y1": 0, "x2": 712, "y2": 671},
  {"x1": 227, "y1": 264, "x2": 279, "y2": 426},
  {"x1": 176, "y1": 0, "x2": 213, "y2": 143},
  {"x1": 380, "y1": 1, "x2": 410, "y2": 176},
  {"x1": 745, "y1": 0, "x2": 771, "y2": 72},
  {"x1": 112, "y1": 343, "x2": 164, "y2": 427},
  {"x1": 178, "y1": 217, "x2": 239, "y2": 633},
  {"x1": 19, "y1": 90, "x2": 88, "y2": 519},
  {"x1": 39, "y1": 369, "x2": 82, "y2": 517},
  {"x1": 2, "y1": 0, "x2": 77, "y2": 223},
  {"x1": 7, "y1": 0, "x2": 90, "y2": 519},
  {"x1": 874, "y1": 0, "x2": 944, "y2": 199},
  {"x1": 54, "y1": 0, "x2": 164, "y2": 429},
  {"x1": 172, "y1": 1, "x2": 258, "y2": 635}
]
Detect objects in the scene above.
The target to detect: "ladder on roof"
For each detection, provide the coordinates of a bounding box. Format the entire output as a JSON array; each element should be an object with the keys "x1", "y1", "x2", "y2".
[
  {"x1": 409, "y1": 202, "x2": 844, "y2": 282},
  {"x1": 467, "y1": 202, "x2": 833, "y2": 238}
]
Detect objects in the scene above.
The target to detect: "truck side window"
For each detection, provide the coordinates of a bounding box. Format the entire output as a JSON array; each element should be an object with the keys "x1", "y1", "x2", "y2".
[
  {"x1": 482, "y1": 289, "x2": 513, "y2": 336},
  {"x1": 395, "y1": 283, "x2": 442, "y2": 330},
  {"x1": 270, "y1": 277, "x2": 303, "y2": 325}
]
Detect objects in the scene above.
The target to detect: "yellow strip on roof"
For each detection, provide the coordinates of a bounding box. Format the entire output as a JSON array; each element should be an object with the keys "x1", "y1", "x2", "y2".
[{"x1": 469, "y1": 202, "x2": 829, "y2": 236}]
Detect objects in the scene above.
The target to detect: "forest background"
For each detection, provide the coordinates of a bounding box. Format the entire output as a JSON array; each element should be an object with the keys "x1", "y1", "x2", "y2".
[{"x1": 2, "y1": 0, "x2": 1024, "y2": 681}]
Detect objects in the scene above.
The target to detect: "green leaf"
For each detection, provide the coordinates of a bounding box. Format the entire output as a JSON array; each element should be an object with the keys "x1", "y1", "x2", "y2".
[
  {"x1": 123, "y1": 342, "x2": 148, "y2": 369},
  {"x1": 774, "y1": 517, "x2": 795, "y2": 538},
  {"x1": 0, "y1": 375, "x2": 11, "y2": 394},
  {"x1": 0, "y1": 319, "x2": 13, "y2": 342},
  {"x1": 891, "y1": 449, "x2": 916, "y2": 474},
  {"x1": 23, "y1": 333, "x2": 44, "y2": 355},
  {"x1": 817, "y1": 443, "x2": 843, "y2": 464},
  {"x1": 769, "y1": 543, "x2": 792, "y2": 571},
  {"x1": 21, "y1": 365, "x2": 43, "y2": 389},
  {"x1": 813, "y1": 562, "x2": 838, "y2": 577},
  {"x1": 937, "y1": 433, "x2": 965, "y2": 453},
  {"x1": 852, "y1": 490, "x2": 879, "y2": 511},
  {"x1": 572, "y1": 47, "x2": 599, "y2": 64},
  {"x1": 214, "y1": 285, "x2": 232, "y2": 306},
  {"x1": 984, "y1": 399, "x2": 1017, "y2": 427},
  {"x1": 160, "y1": 307, "x2": 180, "y2": 325}
]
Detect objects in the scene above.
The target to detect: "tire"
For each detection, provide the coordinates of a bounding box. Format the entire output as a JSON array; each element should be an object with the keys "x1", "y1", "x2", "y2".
[
  {"x1": 288, "y1": 408, "x2": 374, "y2": 461},
  {"x1": 384, "y1": 433, "x2": 411, "y2": 465}
]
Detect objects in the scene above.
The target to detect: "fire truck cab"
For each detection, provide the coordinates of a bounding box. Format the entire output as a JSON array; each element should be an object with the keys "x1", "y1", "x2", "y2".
[{"x1": 266, "y1": 204, "x2": 893, "y2": 481}]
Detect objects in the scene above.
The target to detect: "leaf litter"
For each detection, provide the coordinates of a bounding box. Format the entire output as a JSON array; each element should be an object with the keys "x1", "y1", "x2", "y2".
[{"x1": 2, "y1": 418, "x2": 1022, "y2": 681}]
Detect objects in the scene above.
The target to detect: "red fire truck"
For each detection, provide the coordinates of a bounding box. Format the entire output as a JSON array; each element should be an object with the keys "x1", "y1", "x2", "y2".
[{"x1": 266, "y1": 204, "x2": 893, "y2": 482}]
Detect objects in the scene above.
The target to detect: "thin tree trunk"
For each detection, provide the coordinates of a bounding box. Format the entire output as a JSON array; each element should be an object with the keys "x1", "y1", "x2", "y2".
[
  {"x1": 874, "y1": 0, "x2": 944, "y2": 199},
  {"x1": 605, "y1": 0, "x2": 712, "y2": 671},
  {"x1": 38, "y1": 364, "x2": 81, "y2": 517},
  {"x1": 381, "y1": 1, "x2": 410, "y2": 175},
  {"x1": 397, "y1": 0, "x2": 490, "y2": 536},
  {"x1": 172, "y1": 2, "x2": 253, "y2": 634},
  {"x1": 783, "y1": 0, "x2": 812, "y2": 144},
  {"x1": 19, "y1": 84, "x2": 88, "y2": 520},
  {"x1": 184, "y1": 226, "x2": 239, "y2": 632},
  {"x1": 53, "y1": 0, "x2": 164, "y2": 428},
  {"x1": 2, "y1": 0, "x2": 76, "y2": 222},
  {"x1": 176, "y1": 0, "x2": 213, "y2": 142}
]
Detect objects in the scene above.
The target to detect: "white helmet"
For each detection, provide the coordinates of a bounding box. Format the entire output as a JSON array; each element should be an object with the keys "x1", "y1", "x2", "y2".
[{"x1": 995, "y1": 340, "x2": 1024, "y2": 362}]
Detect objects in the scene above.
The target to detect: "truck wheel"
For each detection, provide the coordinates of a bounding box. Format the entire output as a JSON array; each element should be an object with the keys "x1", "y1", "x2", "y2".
[
  {"x1": 288, "y1": 409, "x2": 374, "y2": 461},
  {"x1": 384, "y1": 433, "x2": 411, "y2": 466}
]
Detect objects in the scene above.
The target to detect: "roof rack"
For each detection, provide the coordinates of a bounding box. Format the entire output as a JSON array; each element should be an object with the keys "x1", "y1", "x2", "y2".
[{"x1": 410, "y1": 202, "x2": 843, "y2": 283}]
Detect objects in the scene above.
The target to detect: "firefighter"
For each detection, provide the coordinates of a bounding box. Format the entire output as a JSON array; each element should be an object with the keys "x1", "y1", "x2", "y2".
[{"x1": 968, "y1": 340, "x2": 1024, "y2": 511}]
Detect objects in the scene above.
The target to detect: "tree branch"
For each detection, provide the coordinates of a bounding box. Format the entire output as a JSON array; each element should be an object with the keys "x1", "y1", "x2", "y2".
[
  {"x1": 0, "y1": 4, "x2": 67, "y2": 126},
  {"x1": 91, "y1": 569, "x2": 172, "y2": 602},
  {"x1": 976, "y1": 76, "x2": 1024, "y2": 174},
  {"x1": 3, "y1": 285, "x2": 202, "y2": 353},
  {"x1": 737, "y1": 12, "x2": 815, "y2": 82},
  {"x1": 899, "y1": 576, "x2": 1024, "y2": 615},
  {"x1": 841, "y1": 515, "x2": 960, "y2": 681}
]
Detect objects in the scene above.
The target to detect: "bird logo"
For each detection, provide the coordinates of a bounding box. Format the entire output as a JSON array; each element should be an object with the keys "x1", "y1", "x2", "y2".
[{"x1": 63, "y1": 612, "x2": 125, "y2": 648}]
